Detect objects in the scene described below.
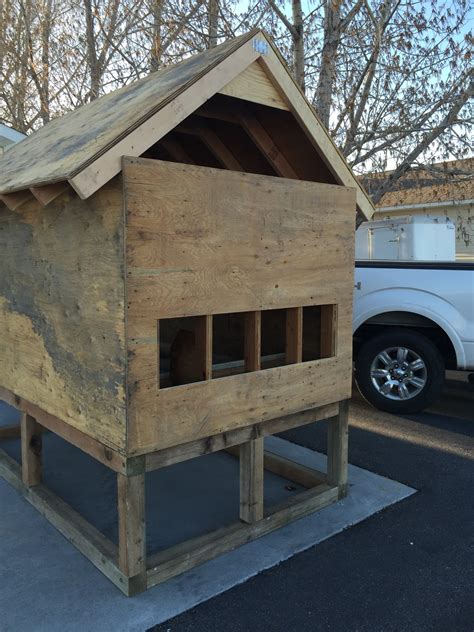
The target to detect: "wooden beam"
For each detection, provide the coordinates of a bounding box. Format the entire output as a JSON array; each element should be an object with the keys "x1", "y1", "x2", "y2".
[
  {"x1": 0, "y1": 424, "x2": 21, "y2": 441},
  {"x1": 177, "y1": 124, "x2": 243, "y2": 171},
  {"x1": 21, "y1": 413, "x2": 42, "y2": 487},
  {"x1": 30, "y1": 182, "x2": 69, "y2": 206},
  {"x1": 0, "y1": 386, "x2": 128, "y2": 474},
  {"x1": 147, "y1": 483, "x2": 338, "y2": 589},
  {"x1": 70, "y1": 37, "x2": 261, "y2": 199},
  {"x1": 327, "y1": 399, "x2": 349, "y2": 498},
  {"x1": 145, "y1": 403, "x2": 339, "y2": 471},
  {"x1": 159, "y1": 137, "x2": 195, "y2": 164},
  {"x1": 118, "y1": 469, "x2": 146, "y2": 578},
  {"x1": 0, "y1": 190, "x2": 33, "y2": 211},
  {"x1": 219, "y1": 59, "x2": 289, "y2": 111},
  {"x1": 240, "y1": 437, "x2": 264, "y2": 523},
  {"x1": 0, "y1": 447, "x2": 139, "y2": 595},
  {"x1": 237, "y1": 111, "x2": 298, "y2": 178},
  {"x1": 227, "y1": 445, "x2": 326, "y2": 489},
  {"x1": 286, "y1": 307, "x2": 303, "y2": 364}
]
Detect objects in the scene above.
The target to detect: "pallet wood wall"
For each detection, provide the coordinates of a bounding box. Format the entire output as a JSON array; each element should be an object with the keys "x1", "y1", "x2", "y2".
[
  {"x1": 0, "y1": 180, "x2": 127, "y2": 451},
  {"x1": 123, "y1": 157, "x2": 356, "y2": 455}
]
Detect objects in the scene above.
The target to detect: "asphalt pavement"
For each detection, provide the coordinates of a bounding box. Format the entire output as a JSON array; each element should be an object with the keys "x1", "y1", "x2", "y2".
[{"x1": 150, "y1": 377, "x2": 474, "y2": 632}]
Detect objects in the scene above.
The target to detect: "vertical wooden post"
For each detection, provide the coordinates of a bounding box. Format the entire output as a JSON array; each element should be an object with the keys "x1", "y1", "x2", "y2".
[
  {"x1": 196, "y1": 314, "x2": 213, "y2": 380},
  {"x1": 118, "y1": 466, "x2": 146, "y2": 579},
  {"x1": 327, "y1": 399, "x2": 349, "y2": 498},
  {"x1": 240, "y1": 438, "x2": 264, "y2": 523},
  {"x1": 240, "y1": 311, "x2": 264, "y2": 523},
  {"x1": 286, "y1": 307, "x2": 303, "y2": 364},
  {"x1": 21, "y1": 413, "x2": 42, "y2": 487}
]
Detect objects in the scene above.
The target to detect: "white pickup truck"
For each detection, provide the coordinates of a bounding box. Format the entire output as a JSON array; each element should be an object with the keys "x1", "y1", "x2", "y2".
[{"x1": 353, "y1": 217, "x2": 474, "y2": 414}]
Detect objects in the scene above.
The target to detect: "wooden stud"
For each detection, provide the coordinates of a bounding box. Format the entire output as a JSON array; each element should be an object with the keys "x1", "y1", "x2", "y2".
[
  {"x1": 0, "y1": 190, "x2": 33, "y2": 211},
  {"x1": 197, "y1": 315, "x2": 213, "y2": 381},
  {"x1": 244, "y1": 311, "x2": 261, "y2": 372},
  {"x1": 286, "y1": 307, "x2": 303, "y2": 364},
  {"x1": 237, "y1": 111, "x2": 298, "y2": 178},
  {"x1": 118, "y1": 468, "x2": 146, "y2": 578},
  {"x1": 240, "y1": 436, "x2": 264, "y2": 523},
  {"x1": 327, "y1": 399, "x2": 349, "y2": 498},
  {"x1": 30, "y1": 182, "x2": 69, "y2": 206},
  {"x1": 21, "y1": 413, "x2": 42, "y2": 487},
  {"x1": 320, "y1": 304, "x2": 337, "y2": 358}
]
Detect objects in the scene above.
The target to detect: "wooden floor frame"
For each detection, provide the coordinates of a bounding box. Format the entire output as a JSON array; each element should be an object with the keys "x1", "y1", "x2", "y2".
[{"x1": 0, "y1": 399, "x2": 349, "y2": 597}]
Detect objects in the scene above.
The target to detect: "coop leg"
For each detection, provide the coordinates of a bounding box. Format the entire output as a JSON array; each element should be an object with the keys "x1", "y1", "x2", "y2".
[
  {"x1": 327, "y1": 399, "x2": 349, "y2": 498},
  {"x1": 240, "y1": 437, "x2": 264, "y2": 523},
  {"x1": 21, "y1": 413, "x2": 42, "y2": 487},
  {"x1": 118, "y1": 466, "x2": 146, "y2": 593}
]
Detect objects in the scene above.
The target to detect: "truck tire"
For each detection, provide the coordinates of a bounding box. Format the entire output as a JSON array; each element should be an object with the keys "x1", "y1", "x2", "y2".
[{"x1": 355, "y1": 329, "x2": 445, "y2": 414}]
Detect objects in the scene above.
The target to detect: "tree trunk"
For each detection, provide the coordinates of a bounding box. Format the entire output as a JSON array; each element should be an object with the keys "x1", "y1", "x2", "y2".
[
  {"x1": 292, "y1": 0, "x2": 304, "y2": 90},
  {"x1": 84, "y1": 0, "x2": 101, "y2": 100},
  {"x1": 150, "y1": 0, "x2": 162, "y2": 71},
  {"x1": 315, "y1": 0, "x2": 342, "y2": 128},
  {"x1": 208, "y1": 0, "x2": 219, "y2": 48}
]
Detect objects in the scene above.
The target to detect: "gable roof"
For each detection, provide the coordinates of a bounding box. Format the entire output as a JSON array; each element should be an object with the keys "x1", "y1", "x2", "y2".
[{"x1": 0, "y1": 30, "x2": 373, "y2": 219}]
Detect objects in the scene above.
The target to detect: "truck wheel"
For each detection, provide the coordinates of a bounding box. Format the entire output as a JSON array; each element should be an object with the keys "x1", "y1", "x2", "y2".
[{"x1": 355, "y1": 329, "x2": 445, "y2": 414}]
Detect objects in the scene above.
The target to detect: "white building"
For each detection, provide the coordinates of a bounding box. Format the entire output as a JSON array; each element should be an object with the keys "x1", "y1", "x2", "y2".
[{"x1": 0, "y1": 124, "x2": 26, "y2": 154}]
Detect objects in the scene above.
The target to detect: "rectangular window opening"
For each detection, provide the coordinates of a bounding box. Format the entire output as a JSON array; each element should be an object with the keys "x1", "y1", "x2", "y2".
[
  {"x1": 212, "y1": 312, "x2": 246, "y2": 378},
  {"x1": 302, "y1": 304, "x2": 337, "y2": 362},
  {"x1": 261, "y1": 308, "x2": 287, "y2": 369},
  {"x1": 159, "y1": 315, "x2": 211, "y2": 388}
]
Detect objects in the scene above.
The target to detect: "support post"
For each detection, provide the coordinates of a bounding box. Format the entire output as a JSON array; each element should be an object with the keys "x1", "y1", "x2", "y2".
[
  {"x1": 240, "y1": 311, "x2": 264, "y2": 523},
  {"x1": 327, "y1": 399, "x2": 349, "y2": 498},
  {"x1": 240, "y1": 437, "x2": 264, "y2": 523},
  {"x1": 21, "y1": 413, "x2": 42, "y2": 487},
  {"x1": 117, "y1": 463, "x2": 146, "y2": 585}
]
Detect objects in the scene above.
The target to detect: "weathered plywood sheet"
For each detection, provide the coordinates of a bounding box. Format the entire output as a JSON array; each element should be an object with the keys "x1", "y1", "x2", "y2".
[
  {"x1": 0, "y1": 33, "x2": 256, "y2": 194},
  {"x1": 219, "y1": 60, "x2": 289, "y2": 110},
  {"x1": 0, "y1": 181, "x2": 127, "y2": 450},
  {"x1": 123, "y1": 158, "x2": 356, "y2": 454},
  {"x1": 124, "y1": 158, "x2": 356, "y2": 322},
  {"x1": 130, "y1": 354, "x2": 352, "y2": 453}
]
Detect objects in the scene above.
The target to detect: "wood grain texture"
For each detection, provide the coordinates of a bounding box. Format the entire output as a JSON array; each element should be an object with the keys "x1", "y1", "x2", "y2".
[
  {"x1": 124, "y1": 158, "x2": 355, "y2": 454},
  {"x1": 240, "y1": 437, "x2": 264, "y2": 523},
  {"x1": 0, "y1": 180, "x2": 127, "y2": 450},
  {"x1": 118, "y1": 471, "x2": 146, "y2": 577},
  {"x1": 124, "y1": 158, "x2": 355, "y2": 319},
  {"x1": 219, "y1": 59, "x2": 289, "y2": 110}
]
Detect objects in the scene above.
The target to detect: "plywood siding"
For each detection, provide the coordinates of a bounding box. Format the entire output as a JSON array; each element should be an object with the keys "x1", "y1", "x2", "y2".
[
  {"x1": 124, "y1": 158, "x2": 356, "y2": 454},
  {"x1": 0, "y1": 181, "x2": 127, "y2": 450}
]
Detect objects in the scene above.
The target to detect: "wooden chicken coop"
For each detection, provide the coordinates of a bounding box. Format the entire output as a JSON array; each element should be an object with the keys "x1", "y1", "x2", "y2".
[{"x1": 0, "y1": 30, "x2": 373, "y2": 595}]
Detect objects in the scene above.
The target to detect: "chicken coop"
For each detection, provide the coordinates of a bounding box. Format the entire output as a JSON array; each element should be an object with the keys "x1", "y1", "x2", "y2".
[{"x1": 0, "y1": 30, "x2": 373, "y2": 595}]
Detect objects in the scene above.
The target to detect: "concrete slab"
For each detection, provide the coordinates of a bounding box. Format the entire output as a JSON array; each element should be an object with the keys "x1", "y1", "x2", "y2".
[{"x1": 0, "y1": 402, "x2": 415, "y2": 631}]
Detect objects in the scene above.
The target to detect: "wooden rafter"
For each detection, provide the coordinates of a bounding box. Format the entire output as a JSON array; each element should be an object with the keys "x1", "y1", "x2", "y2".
[
  {"x1": 160, "y1": 137, "x2": 195, "y2": 164},
  {"x1": 237, "y1": 111, "x2": 298, "y2": 179},
  {"x1": 30, "y1": 182, "x2": 69, "y2": 206},
  {"x1": 177, "y1": 123, "x2": 243, "y2": 171},
  {"x1": 0, "y1": 190, "x2": 33, "y2": 211}
]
